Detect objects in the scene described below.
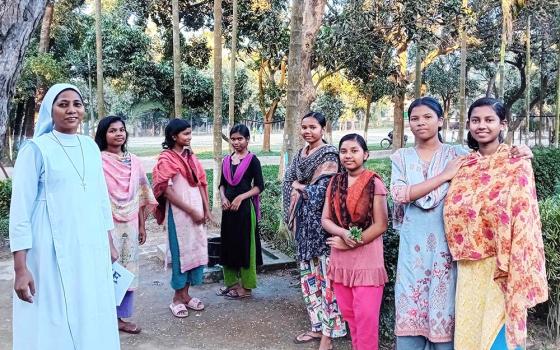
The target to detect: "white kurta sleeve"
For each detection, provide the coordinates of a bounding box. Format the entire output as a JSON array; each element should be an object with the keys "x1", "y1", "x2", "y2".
[
  {"x1": 9, "y1": 142, "x2": 43, "y2": 252},
  {"x1": 97, "y1": 163, "x2": 115, "y2": 232}
]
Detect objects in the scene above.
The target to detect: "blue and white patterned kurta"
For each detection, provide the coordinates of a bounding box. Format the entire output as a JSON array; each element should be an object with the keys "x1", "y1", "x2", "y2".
[{"x1": 390, "y1": 144, "x2": 468, "y2": 343}]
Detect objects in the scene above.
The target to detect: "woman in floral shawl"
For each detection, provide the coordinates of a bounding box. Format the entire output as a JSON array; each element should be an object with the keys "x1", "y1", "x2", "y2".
[
  {"x1": 283, "y1": 112, "x2": 346, "y2": 350},
  {"x1": 152, "y1": 119, "x2": 211, "y2": 318},
  {"x1": 444, "y1": 98, "x2": 547, "y2": 350},
  {"x1": 95, "y1": 116, "x2": 157, "y2": 334}
]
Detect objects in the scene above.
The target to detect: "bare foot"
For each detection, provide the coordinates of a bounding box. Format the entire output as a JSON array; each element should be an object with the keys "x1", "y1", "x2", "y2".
[
  {"x1": 118, "y1": 318, "x2": 141, "y2": 334},
  {"x1": 318, "y1": 335, "x2": 333, "y2": 350}
]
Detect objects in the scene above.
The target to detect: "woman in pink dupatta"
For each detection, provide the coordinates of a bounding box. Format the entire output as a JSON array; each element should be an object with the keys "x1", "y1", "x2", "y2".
[
  {"x1": 152, "y1": 119, "x2": 211, "y2": 319},
  {"x1": 95, "y1": 116, "x2": 157, "y2": 334}
]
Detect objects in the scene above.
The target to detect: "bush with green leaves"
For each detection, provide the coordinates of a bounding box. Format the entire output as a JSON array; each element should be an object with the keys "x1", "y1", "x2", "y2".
[
  {"x1": 0, "y1": 179, "x2": 11, "y2": 239},
  {"x1": 532, "y1": 148, "x2": 560, "y2": 199},
  {"x1": 539, "y1": 196, "x2": 560, "y2": 340}
]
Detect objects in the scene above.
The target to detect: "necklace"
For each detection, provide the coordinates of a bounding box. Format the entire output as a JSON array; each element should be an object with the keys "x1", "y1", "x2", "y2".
[{"x1": 50, "y1": 131, "x2": 87, "y2": 191}]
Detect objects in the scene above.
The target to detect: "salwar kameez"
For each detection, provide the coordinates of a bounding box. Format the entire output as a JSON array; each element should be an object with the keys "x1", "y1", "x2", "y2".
[
  {"x1": 390, "y1": 144, "x2": 468, "y2": 347},
  {"x1": 444, "y1": 144, "x2": 548, "y2": 349},
  {"x1": 152, "y1": 149, "x2": 210, "y2": 293},
  {"x1": 220, "y1": 154, "x2": 264, "y2": 290},
  {"x1": 102, "y1": 151, "x2": 156, "y2": 320},
  {"x1": 283, "y1": 144, "x2": 347, "y2": 338},
  {"x1": 222, "y1": 203, "x2": 258, "y2": 289}
]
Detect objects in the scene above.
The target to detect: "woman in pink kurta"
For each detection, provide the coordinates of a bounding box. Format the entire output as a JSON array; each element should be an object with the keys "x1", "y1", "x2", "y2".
[
  {"x1": 95, "y1": 116, "x2": 157, "y2": 334},
  {"x1": 322, "y1": 134, "x2": 389, "y2": 350},
  {"x1": 152, "y1": 119, "x2": 211, "y2": 318}
]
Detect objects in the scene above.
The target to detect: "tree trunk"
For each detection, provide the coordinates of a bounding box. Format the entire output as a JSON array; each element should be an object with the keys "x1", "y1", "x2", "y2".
[
  {"x1": 525, "y1": 16, "x2": 531, "y2": 144},
  {"x1": 0, "y1": 0, "x2": 47, "y2": 151},
  {"x1": 458, "y1": 0, "x2": 468, "y2": 145},
  {"x1": 363, "y1": 95, "x2": 372, "y2": 142},
  {"x1": 228, "y1": 0, "x2": 238, "y2": 129},
  {"x1": 296, "y1": 0, "x2": 326, "y2": 150},
  {"x1": 555, "y1": 45, "x2": 560, "y2": 148},
  {"x1": 326, "y1": 120, "x2": 333, "y2": 144},
  {"x1": 486, "y1": 74, "x2": 496, "y2": 97},
  {"x1": 392, "y1": 91, "x2": 405, "y2": 151},
  {"x1": 414, "y1": 45, "x2": 422, "y2": 98},
  {"x1": 391, "y1": 46, "x2": 407, "y2": 151},
  {"x1": 262, "y1": 100, "x2": 279, "y2": 152},
  {"x1": 262, "y1": 58, "x2": 285, "y2": 153},
  {"x1": 212, "y1": 0, "x2": 223, "y2": 210},
  {"x1": 32, "y1": 0, "x2": 54, "y2": 135},
  {"x1": 498, "y1": 0, "x2": 511, "y2": 99},
  {"x1": 442, "y1": 97, "x2": 450, "y2": 142},
  {"x1": 94, "y1": 0, "x2": 105, "y2": 119},
  {"x1": 538, "y1": 40, "x2": 545, "y2": 147},
  {"x1": 280, "y1": 0, "x2": 304, "y2": 179},
  {"x1": 172, "y1": 0, "x2": 182, "y2": 118}
]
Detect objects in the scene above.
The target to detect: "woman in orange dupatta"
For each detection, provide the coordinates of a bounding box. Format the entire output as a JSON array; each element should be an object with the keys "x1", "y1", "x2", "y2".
[
  {"x1": 95, "y1": 116, "x2": 157, "y2": 334},
  {"x1": 152, "y1": 119, "x2": 211, "y2": 318},
  {"x1": 444, "y1": 98, "x2": 548, "y2": 350},
  {"x1": 322, "y1": 134, "x2": 389, "y2": 350}
]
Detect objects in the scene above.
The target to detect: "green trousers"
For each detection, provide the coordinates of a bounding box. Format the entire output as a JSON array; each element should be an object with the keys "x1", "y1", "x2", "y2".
[{"x1": 222, "y1": 203, "x2": 257, "y2": 289}]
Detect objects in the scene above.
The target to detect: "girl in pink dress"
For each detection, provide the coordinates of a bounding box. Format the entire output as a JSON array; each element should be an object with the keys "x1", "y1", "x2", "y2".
[{"x1": 322, "y1": 133, "x2": 389, "y2": 350}]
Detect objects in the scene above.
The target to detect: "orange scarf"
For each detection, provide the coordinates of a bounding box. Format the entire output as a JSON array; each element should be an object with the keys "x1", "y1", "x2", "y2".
[{"x1": 152, "y1": 149, "x2": 207, "y2": 224}]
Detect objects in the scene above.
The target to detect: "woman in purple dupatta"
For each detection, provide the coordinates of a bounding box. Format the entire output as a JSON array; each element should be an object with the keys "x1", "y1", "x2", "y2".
[{"x1": 217, "y1": 125, "x2": 265, "y2": 299}]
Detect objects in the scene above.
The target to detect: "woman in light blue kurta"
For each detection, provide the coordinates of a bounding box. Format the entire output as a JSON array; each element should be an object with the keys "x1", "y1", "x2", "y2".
[{"x1": 9, "y1": 84, "x2": 120, "y2": 349}]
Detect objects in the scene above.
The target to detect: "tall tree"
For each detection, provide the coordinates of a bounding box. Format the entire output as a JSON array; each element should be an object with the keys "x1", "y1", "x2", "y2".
[
  {"x1": 34, "y1": 1, "x2": 55, "y2": 121},
  {"x1": 227, "y1": 0, "x2": 238, "y2": 129},
  {"x1": 213, "y1": 0, "x2": 223, "y2": 209},
  {"x1": 0, "y1": 0, "x2": 47, "y2": 150},
  {"x1": 525, "y1": 15, "x2": 531, "y2": 144},
  {"x1": 172, "y1": 0, "x2": 183, "y2": 118},
  {"x1": 458, "y1": 0, "x2": 468, "y2": 145},
  {"x1": 94, "y1": 0, "x2": 105, "y2": 119},
  {"x1": 281, "y1": 0, "x2": 304, "y2": 175},
  {"x1": 296, "y1": 0, "x2": 327, "y2": 151},
  {"x1": 555, "y1": 47, "x2": 560, "y2": 147}
]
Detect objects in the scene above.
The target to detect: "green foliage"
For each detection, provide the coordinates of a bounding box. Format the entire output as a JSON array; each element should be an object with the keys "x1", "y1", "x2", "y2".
[
  {"x1": 0, "y1": 180, "x2": 11, "y2": 240},
  {"x1": 313, "y1": 92, "x2": 345, "y2": 125},
  {"x1": 539, "y1": 196, "x2": 560, "y2": 339},
  {"x1": 532, "y1": 148, "x2": 560, "y2": 199},
  {"x1": 0, "y1": 180, "x2": 12, "y2": 218}
]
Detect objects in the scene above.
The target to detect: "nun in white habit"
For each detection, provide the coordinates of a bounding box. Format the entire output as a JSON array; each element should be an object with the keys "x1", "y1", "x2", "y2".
[{"x1": 9, "y1": 83, "x2": 120, "y2": 349}]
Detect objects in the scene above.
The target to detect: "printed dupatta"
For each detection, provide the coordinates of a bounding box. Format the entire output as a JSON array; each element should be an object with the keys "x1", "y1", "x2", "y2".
[
  {"x1": 222, "y1": 152, "x2": 261, "y2": 220},
  {"x1": 444, "y1": 144, "x2": 548, "y2": 349},
  {"x1": 102, "y1": 152, "x2": 157, "y2": 222},
  {"x1": 152, "y1": 149, "x2": 208, "y2": 225},
  {"x1": 282, "y1": 144, "x2": 339, "y2": 230},
  {"x1": 329, "y1": 170, "x2": 378, "y2": 230}
]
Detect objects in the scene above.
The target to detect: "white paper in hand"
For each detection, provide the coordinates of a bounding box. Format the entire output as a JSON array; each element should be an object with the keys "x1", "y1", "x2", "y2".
[{"x1": 112, "y1": 262, "x2": 134, "y2": 306}]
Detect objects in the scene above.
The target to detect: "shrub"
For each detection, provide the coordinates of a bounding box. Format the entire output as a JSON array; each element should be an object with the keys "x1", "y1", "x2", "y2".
[
  {"x1": 532, "y1": 148, "x2": 560, "y2": 199},
  {"x1": 0, "y1": 179, "x2": 10, "y2": 240},
  {"x1": 0, "y1": 179, "x2": 11, "y2": 218},
  {"x1": 539, "y1": 196, "x2": 560, "y2": 340}
]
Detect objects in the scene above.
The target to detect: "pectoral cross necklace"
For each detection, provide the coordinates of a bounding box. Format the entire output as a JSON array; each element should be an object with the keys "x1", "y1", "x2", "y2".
[{"x1": 51, "y1": 131, "x2": 87, "y2": 191}]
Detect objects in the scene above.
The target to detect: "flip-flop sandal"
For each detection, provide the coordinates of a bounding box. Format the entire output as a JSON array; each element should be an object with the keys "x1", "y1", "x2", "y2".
[
  {"x1": 224, "y1": 289, "x2": 252, "y2": 300},
  {"x1": 119, "y1": 323, "x2": 142, "y2": 334},
  {"x1": 186, "y1": 297, "x2": 205, "y2": 311},
  {"x1": 169, "y1": 303, "x2": 189, "y2": 318},
  {"x1": 293, "y1": 331, "x2": 322, "y2": 344},
  {"x1": 216, "y1": 286, "x2": 232, "y2": 296}
]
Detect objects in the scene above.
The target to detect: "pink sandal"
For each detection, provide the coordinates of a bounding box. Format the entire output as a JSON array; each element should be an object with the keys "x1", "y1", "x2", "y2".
[
  {"x1": 186, "y1": 297, "x2": 205, "y2": 311},
  {"x1": 169, "y1": 303, "x2": 189, "y2": 318}
]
